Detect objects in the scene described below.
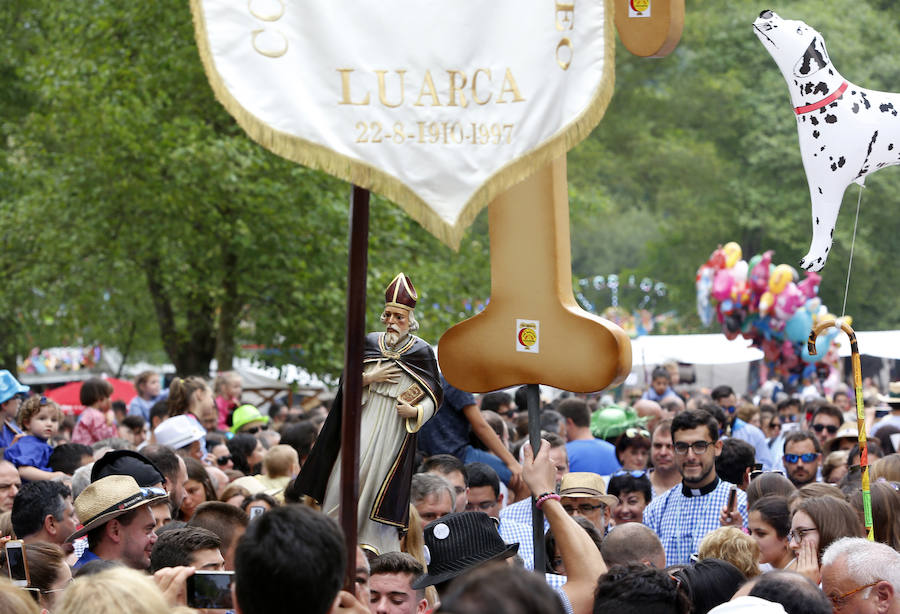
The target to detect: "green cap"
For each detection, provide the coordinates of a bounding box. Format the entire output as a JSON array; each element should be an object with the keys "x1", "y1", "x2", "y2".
[{"x1": 230, "y1": 404, "x2": 269, "y2": 434}]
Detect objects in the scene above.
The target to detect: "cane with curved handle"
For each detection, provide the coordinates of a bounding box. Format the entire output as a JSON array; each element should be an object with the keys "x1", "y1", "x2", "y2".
[{"x1": 808, "y1": 319, "x2": 873, "y2": 541}]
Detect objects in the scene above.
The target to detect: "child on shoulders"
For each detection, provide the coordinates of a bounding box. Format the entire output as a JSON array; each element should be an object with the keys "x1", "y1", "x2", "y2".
[{"x1": 3, "y1": 395, "x2": 67, "y2": 481}]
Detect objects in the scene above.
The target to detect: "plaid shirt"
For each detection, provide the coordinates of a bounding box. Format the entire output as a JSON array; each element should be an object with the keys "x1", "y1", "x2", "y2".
[{"x1": 642, "y1": 477, "x2": 748, "y2": 566}]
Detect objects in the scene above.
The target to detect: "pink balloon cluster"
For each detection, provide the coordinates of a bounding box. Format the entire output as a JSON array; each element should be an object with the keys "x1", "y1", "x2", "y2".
[{"x1": 697, "y1": 243, "x2": 838, "y2": 377}]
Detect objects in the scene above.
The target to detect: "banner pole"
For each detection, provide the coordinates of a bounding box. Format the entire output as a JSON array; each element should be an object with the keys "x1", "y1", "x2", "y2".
[
  {"x1": 527, "y1": 383, "x2": 546, "y2": 573},
  {"x1": 341, "y1": 185, "x2": 370, "y2": 587}
]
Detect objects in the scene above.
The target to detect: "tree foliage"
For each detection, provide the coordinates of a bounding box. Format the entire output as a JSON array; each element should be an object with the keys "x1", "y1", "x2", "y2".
[{"x1": 2, "y1": 1, "x2": 898, "y2": 379}]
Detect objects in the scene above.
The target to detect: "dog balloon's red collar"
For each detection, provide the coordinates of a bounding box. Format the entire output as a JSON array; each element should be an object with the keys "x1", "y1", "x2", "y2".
[{"x1": 794, "y1": 81, "x2": 849, "y2": 115}]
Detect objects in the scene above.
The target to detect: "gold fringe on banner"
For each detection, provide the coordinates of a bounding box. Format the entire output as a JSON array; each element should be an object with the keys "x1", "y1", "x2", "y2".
[{"x1": 189, "y1": 0, "x2": 616, "y2": 250}]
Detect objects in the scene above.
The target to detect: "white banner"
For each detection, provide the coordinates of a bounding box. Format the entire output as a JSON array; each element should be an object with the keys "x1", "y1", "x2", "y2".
[{"x1": 191, "y1": 0, "x2": 614, "y2": 247}]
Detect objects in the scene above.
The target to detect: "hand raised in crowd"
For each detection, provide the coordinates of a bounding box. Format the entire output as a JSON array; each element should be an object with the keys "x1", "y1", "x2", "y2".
[
  {"x1": 506, "y1": 459, "x2": 524, "y2": 495},
  {"x1": 153, "y1": 565, "x2": 195, "y2": 607},
  {"x1": 718, "y1": 504, "x2": 741, "y2": 527},
  {"x1": 330, "y1": 590, "x2": 371, "y2": 614},
  {"x1": 521, "y1": 438, "x2": 555, "y2": 497},
  {"x1": 795, "y1": 538, "x2": 820, "y2": 585},
  {"x1": 362, "y1": 361, "x2": 401, "y2": 387}
]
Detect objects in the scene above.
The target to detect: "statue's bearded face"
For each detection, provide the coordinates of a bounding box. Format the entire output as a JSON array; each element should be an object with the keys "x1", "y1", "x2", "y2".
[{"x1": 382, "y1": 306, "x2": 411, "y2": 346}]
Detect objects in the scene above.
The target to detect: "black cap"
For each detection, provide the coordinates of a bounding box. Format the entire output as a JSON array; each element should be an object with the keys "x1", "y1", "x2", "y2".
[
  {"x1": 91, "y1": 450, "x2": 165, "y2": 487},
  {"x1": 411, "y1": 511, "x2": 518, "y2": 589}
]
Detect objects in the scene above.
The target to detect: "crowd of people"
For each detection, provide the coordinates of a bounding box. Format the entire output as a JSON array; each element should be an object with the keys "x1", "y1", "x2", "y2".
[{"x1": 1, "y1": 354, "x2": 900, "y2": 614}]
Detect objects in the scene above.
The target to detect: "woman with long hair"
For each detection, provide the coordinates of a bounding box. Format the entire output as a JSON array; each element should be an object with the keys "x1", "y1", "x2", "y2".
[
  {"x1": 748, "y1": 495, "x2": 794, "y2": 571},
  {"x1": 226, "y1": 433, "x2": 265, "y2": 476}
]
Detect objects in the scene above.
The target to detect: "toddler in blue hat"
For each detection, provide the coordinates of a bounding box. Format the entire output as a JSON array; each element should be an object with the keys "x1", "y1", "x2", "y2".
[{"x1": 0, "y1": 370, "x2": 29, "y2": 452}]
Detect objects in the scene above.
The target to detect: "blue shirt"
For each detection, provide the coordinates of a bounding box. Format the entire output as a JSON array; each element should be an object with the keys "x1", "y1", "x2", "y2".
[
  {"x1": 731, "y1": 418, "x2": 774, "y2": 471},
  {"x1": 73, "y1": 549, "x2": 101, "y2": 569},
  {"x1": 642, "y1": 478, "x2": 748, "y2": 566},
  {"x1": 566, "y1": 439, "x2": 621, "y2": 475},
  {"x1": 418, "y1": 376, "x2": 475, "y2": 460},
  {"x1": 3, "y1": 435, "x2": 52, "y2": 472}
]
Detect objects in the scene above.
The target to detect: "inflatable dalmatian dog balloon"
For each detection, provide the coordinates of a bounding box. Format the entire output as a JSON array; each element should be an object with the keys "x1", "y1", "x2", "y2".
[{"x1": 754, "y1": 10, "x2": 900, "y2": 271}]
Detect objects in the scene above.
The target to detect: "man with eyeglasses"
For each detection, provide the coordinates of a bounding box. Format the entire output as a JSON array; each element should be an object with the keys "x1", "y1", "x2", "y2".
[
  {"x1": 809, "y1": 404, "x2": 844, "y2": 450},
  {"x1": 781, "y1": 431, "x2": 822, "y2": 488},
  {"x1": 642, "y1": 409, "x2": 748, "y2": 565},
  {"x1": 557, "y1": 472, "x2": 617, "y2": 533},
  {"x1": 821, "y1": 537, "x2": 900, "y2": 614},
  {"x1": 464, "y1": 462, "x2": 503, "y2": 518}
]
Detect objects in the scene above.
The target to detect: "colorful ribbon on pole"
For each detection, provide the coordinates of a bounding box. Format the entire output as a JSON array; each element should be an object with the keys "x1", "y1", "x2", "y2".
[{"x1": 808, "y1": 319, "x2": 873, "y2": 541}]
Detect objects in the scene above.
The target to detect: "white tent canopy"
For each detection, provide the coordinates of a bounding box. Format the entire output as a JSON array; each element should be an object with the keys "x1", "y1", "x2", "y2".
[
  {"x1": 629, "y1": 334, "x2": 763, "y2": 366},
  {"x1": 628, "y1": 330, "x2": 900, "y2": 366}
]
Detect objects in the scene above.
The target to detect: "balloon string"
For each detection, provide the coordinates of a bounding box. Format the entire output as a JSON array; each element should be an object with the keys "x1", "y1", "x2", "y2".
[{"x1": 841, "y1": 184, "x2": 864, "y2": 319}]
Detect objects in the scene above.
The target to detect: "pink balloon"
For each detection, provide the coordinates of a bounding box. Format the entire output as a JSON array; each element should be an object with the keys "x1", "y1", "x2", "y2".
[
  {"x1": 797, "y1": 271, "x2": 821, "y2": 299},
  {"x1": 773, "y1": 282, "x2": 804, "y2": 321},
  {"x1": 749, "y1": 250, "x2": 773, "y2": 294},
  {"x1": 712, "y1": 269, "x2": 735, "y2": 302}
]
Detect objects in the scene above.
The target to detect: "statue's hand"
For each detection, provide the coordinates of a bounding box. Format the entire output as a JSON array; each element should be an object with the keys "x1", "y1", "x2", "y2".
[
  {"x1": 362, "y1": 361, "x2": 401, "y2": 386},
  {"x1": 396, "y1": 400, "x2": 418, "y2": 420}
]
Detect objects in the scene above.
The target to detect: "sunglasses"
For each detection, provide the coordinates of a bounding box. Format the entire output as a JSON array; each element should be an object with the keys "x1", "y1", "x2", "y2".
[
  {"x1": 562, "y1": 503, "x2": 606, "y2": 514},
  {"x1": 624, "y1": 428, "x2": 650, "y2": 439},
  {"x1": 244, "y1": 424, "x2": 269, "y2": 434},
  {"x1": 811, "y1": 423, "x2": 839, "y2": 434},
  {"x1": 783, "y1": 452, "x2": 818, "y2": 464},
  {"x1": 216, "y1": 455, "x2": 233, "y2": 466}
]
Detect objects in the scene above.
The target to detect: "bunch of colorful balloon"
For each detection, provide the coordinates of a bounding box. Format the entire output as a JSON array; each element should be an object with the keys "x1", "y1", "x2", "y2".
[{"x1": 696, "y1": 242, "x2": 847, "y2": 379}]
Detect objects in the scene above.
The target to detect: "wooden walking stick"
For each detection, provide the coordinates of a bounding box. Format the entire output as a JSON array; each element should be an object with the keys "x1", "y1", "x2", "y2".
[{"x1": 808, "y1": 319, "x2": 873, "y2": 541}]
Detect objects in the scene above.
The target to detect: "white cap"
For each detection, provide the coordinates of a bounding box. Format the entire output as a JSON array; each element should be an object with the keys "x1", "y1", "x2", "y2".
[
  {"x1": 154, "y1": 415, "x2": 205, "y2": 450},
  {"x1": 708, "y1": 597, "x2": 787, "y2": 614}
]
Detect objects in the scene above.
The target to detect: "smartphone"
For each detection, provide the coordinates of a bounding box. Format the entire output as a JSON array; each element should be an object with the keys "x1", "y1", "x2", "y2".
[
  {"x1": 187, "y1": 570, "x2": 234, "y2": 609},
  {"x1": 5, "y1": 540, "x2": 29, "y2": 587},
  {"x1": 727, "y1": 485, "x2": 738, "y2": 513},
  {"x1": 248, "y1": 506, "x2": 265, "y2": 520}
]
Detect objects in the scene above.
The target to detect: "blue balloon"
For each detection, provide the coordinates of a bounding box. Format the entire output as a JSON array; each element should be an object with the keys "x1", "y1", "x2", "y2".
[
  {"x1": 784, "y1": 309, "x2": 813, "y2": 343},
  {"x1": 801, "y1": 333, "x2": 832, "y2": 364}
]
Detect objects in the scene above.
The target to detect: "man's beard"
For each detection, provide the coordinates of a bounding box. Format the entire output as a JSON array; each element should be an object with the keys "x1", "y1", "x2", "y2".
[{"x1": 385, "y1": 325, "x2": 405, "y2": 347}]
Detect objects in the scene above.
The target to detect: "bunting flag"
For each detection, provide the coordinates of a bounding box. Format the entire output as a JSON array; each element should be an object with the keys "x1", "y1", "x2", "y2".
[{"x1": 191, "y1": 0, "x2": 614, "y2": 247}]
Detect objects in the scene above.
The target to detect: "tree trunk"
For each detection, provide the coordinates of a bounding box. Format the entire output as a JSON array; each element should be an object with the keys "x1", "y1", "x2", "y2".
[
  {"x1": 145, "y1": 260, "x2": 216, "y2": 376},
  {"x1": 214, "y1": 247, "x2": 239, "y2": 374}
]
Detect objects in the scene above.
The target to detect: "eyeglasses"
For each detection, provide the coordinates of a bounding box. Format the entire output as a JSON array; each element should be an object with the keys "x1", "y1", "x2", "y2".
[
  {"x1": 466, "y1": 500, "x2": 497, "y2": 512},
  {"x1": 829, "y1": 581, "x2": 880, "y2": 609},
  {"x1": 216, "y1": 455, "x2": 233, "y2": 466},
  {"x1": 673, "y1": 440, "x2": 713, "y2": 455},
  {"x1": 141, "y1": 487, "x2": 167, "y2": 497},
  {"x1": 783, "y1": 453, "x2": 818, "y2": 464},
  {"x1": 612, "y1": 470, "x2": 648, "y2": 478},
  {"x1": 244, "y1": 424, "x2": 269, "y2": 434},
  {"x1": 787, "y1": 527, "x2": 817, "y2": 543},
  {"x1": 562, "y1": 503, "x2": 606, "y2": 515},
  {"x1": 811, "y1": 423, "x2": 839, "y2": 435}
]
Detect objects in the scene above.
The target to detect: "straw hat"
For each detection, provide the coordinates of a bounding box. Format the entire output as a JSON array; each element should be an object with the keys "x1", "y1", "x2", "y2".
[
  {"x1": 559, "y1": 472, "x2": 618, "y2": 508},
  {"x1": 68, "y1": 474, "x2": 167, "y2": 541},
  {"x1": 825, "y1": 423, "x2": 859, "y2": 453}
]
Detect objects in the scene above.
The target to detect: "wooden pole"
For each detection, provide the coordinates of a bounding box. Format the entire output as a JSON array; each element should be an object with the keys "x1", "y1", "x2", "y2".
[
  {"x1": 341, "y1": 185, "x2": 370, "y2": 586},
  {"x1": 527, "y1": 383, "x2": 546, "y2": 573}
]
